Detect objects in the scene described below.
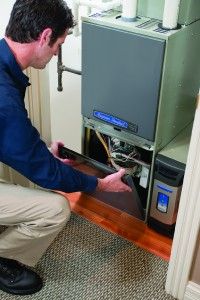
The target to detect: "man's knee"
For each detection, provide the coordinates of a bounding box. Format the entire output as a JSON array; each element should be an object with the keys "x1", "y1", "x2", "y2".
[
  {"x1": 16, "y1": 194, "x2": 70, "y2": 239},
  {"x1": 49, "y1": 194, "x2": 71, "y2": 227}
]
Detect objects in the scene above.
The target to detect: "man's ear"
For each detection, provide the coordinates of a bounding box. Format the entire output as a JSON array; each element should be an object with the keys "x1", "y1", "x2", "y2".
[{"x1": 38, "y1": 28, "x2": 52, "y2": 46}]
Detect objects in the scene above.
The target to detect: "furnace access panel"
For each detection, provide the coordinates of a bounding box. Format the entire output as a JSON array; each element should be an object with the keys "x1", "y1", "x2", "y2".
[
  {"x1": 81, "y1": 12, "x2": 200, "y2": 152},
  {"x1": 82, "y1": 22, "x2": 165, "y2": 142}
]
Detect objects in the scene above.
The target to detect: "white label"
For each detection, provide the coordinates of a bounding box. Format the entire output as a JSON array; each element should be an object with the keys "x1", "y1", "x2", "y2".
[{"x1": 139, "y1": 166, "x2": 149, "y2": 189}]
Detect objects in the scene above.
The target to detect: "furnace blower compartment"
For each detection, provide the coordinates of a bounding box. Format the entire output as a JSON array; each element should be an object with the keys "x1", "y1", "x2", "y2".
[
  {"x1": 59, "y1": 141, "x2": 152, "y2": 221},
  {"x1": 82, "y1": 128, "x2": 152, "y2": 217}
]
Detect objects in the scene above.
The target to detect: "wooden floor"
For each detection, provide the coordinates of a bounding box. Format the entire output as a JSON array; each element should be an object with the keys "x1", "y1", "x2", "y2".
[{"x1": 60, "y1": 191, "x2": 173, "y2": 262}]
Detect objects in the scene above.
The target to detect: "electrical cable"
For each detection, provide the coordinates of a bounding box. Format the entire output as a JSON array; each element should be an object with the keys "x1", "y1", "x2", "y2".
[
  {"x1": 95, "y1": 131, "x2": 111, "y2": 163},
  {"x1": 94, "y1": 133, "x2": 146, "y2": 176},
  {"x1": 108, "y1": 137, "x2": 141, "y2": 175},
  {"x1": 85, "y1": 127, "x2": 91, "y2": 156}
]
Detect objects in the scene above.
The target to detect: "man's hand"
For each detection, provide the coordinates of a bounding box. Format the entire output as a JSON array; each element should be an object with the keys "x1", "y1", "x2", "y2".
[
  {"x1": 50, "y1": 141, "x2": 75, "y2": 165},
  {"x1": 97, "y1": 169, "x2": 132, "y2": 192}
]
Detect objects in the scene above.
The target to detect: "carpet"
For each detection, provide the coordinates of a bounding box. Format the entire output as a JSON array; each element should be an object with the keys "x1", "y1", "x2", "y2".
[{"x1": 0, "y1": 213, "x2": 176, "y2": 300}]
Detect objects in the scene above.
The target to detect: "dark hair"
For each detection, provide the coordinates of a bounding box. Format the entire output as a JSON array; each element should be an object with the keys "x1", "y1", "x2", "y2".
[{"x1": 6, "y1": 0, "x2": 75, "y2": 46}]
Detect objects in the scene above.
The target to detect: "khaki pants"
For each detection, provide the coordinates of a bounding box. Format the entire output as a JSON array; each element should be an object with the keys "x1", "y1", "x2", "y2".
[{"x1": 0, "y1": 182, "x2": 71, "y2": 267}]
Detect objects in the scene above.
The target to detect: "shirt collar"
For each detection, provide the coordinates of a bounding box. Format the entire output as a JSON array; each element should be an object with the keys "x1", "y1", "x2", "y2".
[{"x1": 0, "y1": 38, "x2": 30, "y2": 88}]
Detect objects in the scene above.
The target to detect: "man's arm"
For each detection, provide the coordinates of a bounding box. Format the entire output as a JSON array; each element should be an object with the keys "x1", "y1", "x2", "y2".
[
  {"x1": 51, "y1": 141, "x2": 132, "y2": 193},
  {"x1": 0, "y1": 106, "x2": 98, "y2": 193}
]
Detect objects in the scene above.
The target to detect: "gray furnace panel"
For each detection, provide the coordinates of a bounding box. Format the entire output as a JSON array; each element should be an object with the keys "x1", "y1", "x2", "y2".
[{"x1": 82, "y1": 22, "x2": 165, "y2": 142}]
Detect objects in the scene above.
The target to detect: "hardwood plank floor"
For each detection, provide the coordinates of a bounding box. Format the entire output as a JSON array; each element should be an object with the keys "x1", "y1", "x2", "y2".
[{"x1": 59, "y1": 191, "x2": 172, "y2": 262}]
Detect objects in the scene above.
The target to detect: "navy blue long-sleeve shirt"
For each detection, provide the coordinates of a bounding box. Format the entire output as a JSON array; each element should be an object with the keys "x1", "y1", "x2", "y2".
[{"x1": 0, "y1": 38, "x2": 98, "y2": 192}]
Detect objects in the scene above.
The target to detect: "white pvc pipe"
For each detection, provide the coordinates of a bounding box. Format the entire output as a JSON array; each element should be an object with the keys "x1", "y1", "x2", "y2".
[
  {"x1": 72, "y1": 1, "x2": 79, "y2": 36},
  {"x1": 162, "y1": 0, "x2": 181, "y2": 29},
  {"x1": 78, "y1": 0, "x2": 121, "y2": 11},
  {"x1": 122, "y1": 0, "x2": 137, "y2": 22},
  {"x1": 72, "y1": 0, "x2": 121, "y2": 36}
]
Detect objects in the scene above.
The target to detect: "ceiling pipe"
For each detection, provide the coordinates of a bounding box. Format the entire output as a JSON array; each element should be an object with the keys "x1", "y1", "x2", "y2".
[
  {"x1": 72, "y1": 1, "x2": 80, "y2": 36},
  {"x1": 72, "y1": 0, "x2": 121, "y2": 36},
  {"x1": 162, "y1": 0, "x2": 181, "y2": 30},
  {"x1": 121, "y1": 0, "x2": 138, "y2": 22}
]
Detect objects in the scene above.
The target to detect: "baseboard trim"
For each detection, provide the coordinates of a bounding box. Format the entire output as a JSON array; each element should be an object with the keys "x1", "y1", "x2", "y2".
[{"x1": 184, "y1": 281, "x2": 200, "y2": 300}]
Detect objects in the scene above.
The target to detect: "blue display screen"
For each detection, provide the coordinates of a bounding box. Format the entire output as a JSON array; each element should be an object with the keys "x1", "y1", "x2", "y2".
[
  {"x1": 157, "y1": 192, "x2": 169, "y2": 213},
  {"x1": 93, "y1": 110, "x2": 128, "y2": 129}
]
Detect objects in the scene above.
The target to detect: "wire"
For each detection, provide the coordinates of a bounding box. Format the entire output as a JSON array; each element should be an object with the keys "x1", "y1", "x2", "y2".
[
  {"x1": 95, "y1": 131, "x2": 111, "y2": 163},
  {"x1": 94, "y1": 133, "x2": 144, "y2": 176},
  {"x1": 85, "y1": 128, "x2": 91, "y2": 156},
  {"x1": 108, "y1": 137, "x2": 142, "y2": 175}
]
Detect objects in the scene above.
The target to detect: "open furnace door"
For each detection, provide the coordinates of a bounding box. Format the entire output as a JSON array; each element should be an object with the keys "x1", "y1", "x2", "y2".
[{"x1": 59, "y1": 146, "x2": 145, "y2": 221}]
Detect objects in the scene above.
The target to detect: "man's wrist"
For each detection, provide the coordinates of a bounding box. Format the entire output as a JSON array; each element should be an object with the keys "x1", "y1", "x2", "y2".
[{"x1": 96, "y1": 178, "x2": 104, "y2": 191}]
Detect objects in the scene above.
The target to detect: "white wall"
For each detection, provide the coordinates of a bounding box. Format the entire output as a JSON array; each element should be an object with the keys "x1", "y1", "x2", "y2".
[
  {"x1": 0, "y1": 1, "x2": 15, "y2": 37},
  {"x1": 49, "y1": 35, "x2": 82, "y2": 153},
  {"x1": 49, "y1": 0, "x2": 85, "y2": 153}
]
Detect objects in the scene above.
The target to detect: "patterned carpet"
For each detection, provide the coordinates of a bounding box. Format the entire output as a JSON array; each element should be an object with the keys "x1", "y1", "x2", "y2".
[{"x1": 0, "y1": 213, "x2": 176, "y2": 300}]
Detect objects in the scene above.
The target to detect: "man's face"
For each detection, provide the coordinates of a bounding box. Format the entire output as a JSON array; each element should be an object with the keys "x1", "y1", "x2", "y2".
[{"x1": 31, "y1": 30, "x2": 68, "y2": 69}]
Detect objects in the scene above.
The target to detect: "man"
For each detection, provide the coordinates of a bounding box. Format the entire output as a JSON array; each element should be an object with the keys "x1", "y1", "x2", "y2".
[{"x1": 0, "y1": 0, "x2": 131, "y2": 295}]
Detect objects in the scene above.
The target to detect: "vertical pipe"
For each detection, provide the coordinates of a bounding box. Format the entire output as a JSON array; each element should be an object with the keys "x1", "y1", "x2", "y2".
[
  {"x1": 162, "y1": 0, "x2": 181, "y2": 29},
  {"x1": 57, "y1": 45, "x2": 63, "y2": 92},
  {"x1": 122, "y1": 0, "x2": 138, "y2": 22}
]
